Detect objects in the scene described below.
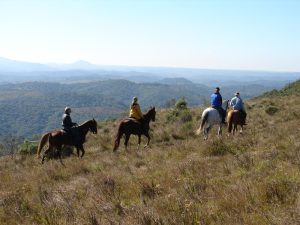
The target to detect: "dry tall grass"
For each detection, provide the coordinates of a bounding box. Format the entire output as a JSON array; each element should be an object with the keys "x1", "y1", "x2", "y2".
[{"x1": 0, "y1": 91, "x2": 300, "y2": 225}]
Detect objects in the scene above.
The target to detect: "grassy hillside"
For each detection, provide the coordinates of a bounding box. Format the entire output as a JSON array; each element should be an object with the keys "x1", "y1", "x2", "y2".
[
  {"x1": 0, "y1": 79, "x2": 279, "y2": 137},
  {"x1": 0, "y1": 81, "x2": 299, "y2": 224}
]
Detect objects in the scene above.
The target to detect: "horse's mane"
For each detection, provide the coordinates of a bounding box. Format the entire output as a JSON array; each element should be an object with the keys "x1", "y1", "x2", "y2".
[{"x1": 79, "y1": 119, "x2": 95, "y2": 126}]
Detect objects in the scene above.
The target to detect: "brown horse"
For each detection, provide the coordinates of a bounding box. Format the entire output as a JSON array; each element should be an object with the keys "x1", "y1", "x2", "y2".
[
  {"x1": 37, "y1": 119, "x2": 97, "y2": 163},
  {"x1": 113, "y1": 107, "x2": 156, "y2": 152},
  {"x1": 227, "y1": 110, "x2": 245, "y2": 135}
]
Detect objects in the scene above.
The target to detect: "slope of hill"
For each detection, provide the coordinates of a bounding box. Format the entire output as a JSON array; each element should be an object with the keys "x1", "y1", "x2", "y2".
[
  {"x1": 0, "y1": 79, "x2": 278, "y2": 137},
  {"x1": 0, "y1": 80, "x2": 299, "y2": 224},
  {"x1": 0, "y1": 57, "x2": 53, "y2": 72}
]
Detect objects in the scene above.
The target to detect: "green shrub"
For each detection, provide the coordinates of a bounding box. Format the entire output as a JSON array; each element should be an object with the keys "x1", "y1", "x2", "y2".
[
  {"x1": 175, "y1": 97, "x2": 188, "y2": 110},
  {"x1": 206, "y1": 140, "x2": 232, "y2": 156},
  {"x1": 18, "y1": 140, "x2": 38, "y2": 155},
  {"x1": 180, "y1": 110, "x2": 193, "y2": 123},
  {"x1": 265, "y1": 105, "x2": 279, "y2": 115}
]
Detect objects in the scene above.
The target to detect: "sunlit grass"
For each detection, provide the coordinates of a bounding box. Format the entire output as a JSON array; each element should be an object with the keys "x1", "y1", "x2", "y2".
[{"x1": 0, "y1": 91, "x2": 300, "y2": 224}]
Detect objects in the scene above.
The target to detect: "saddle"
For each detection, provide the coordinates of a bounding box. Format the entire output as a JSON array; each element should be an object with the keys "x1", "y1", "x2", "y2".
[
  {"x1": 61, "y1": 127, "x2": 78, "y2": 136},
  {"x1": 126, "y1": 117, "x2": 147, "y2": 131},
  {"x1": 126, "y1": 117, "x2": 141, "y2": 123}
]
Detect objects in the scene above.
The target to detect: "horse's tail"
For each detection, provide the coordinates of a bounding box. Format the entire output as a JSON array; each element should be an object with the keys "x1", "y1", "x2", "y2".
[
  {"x1": 113, "y1": 123, "x2": 123, "y2": 152},
  {"x1": 37, "y1": 133, "x2": 51, "y2": 158},
  {"x1": 196, "y1": 111, "x2": 208, "y2": 135},
  {"x1": 227, "y1": 111, "x2": 233, "y2": 133}
]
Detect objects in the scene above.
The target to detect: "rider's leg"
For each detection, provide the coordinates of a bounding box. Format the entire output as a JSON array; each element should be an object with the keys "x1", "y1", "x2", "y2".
[
  {"x1": 216, "y1": 107, "x2": 226, "y2": 124},
  {"x1": 240, "y1": 110, "x2": 247, "y2": 124}
]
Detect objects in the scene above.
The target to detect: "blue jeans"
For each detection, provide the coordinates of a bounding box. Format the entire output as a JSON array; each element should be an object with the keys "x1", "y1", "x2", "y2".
[{"x1": 213, "y1": 106, "x2": 226, "y2": 122}]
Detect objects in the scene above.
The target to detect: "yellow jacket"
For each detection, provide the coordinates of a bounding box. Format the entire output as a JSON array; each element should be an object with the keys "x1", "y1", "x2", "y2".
[{"x1": 129, "y1": 103, "x2": 143, "y2": 120}]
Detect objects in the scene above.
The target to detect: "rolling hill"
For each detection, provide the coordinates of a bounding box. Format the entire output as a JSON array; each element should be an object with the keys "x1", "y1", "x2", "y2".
[
  {"x1": 0, "y1": 78, "x2": 281, "y2": 138},
  {"x1": 0, "y1": 80, "x2": 299, "y2": 224}
]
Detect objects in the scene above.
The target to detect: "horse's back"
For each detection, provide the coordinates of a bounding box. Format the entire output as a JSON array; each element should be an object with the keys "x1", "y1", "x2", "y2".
[
  {"x1": 119, "y1": 118, "x2": 142, "y2": 133},
  {"x1": 228, "y1": 110, "x2": 243, "y2": 124},
  {"x1": 202, "y1": 107, "x2": 221, "y2": 124},
  {"x1": 50, "y1": 130, "x2": 64, "y2": 137}
]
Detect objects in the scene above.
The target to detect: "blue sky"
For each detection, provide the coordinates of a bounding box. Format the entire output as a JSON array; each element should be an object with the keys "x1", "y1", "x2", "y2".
[{"x1": 0, "y1": 0, "x2": 299, "y2": 71}]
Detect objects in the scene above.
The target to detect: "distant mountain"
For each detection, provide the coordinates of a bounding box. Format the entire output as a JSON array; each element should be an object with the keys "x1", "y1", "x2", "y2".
[
  {"x1": 0, "y1": 57, "x2": 53, "y2": 72},
  {"x1": 157, "y1": 77, "x2": 194, "y2": 85},
  {"x1": 49, "y1": 60, "x2": 102, "y2": 71}
]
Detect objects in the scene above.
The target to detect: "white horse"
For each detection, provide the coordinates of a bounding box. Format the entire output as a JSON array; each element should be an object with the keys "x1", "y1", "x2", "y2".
[{"x1": 196, "y1": 100, "x2": 229, "y2": 140}]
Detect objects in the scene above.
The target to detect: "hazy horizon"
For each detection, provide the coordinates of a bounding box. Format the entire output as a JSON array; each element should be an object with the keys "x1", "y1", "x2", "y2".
[
  {"x1": 1, "y1": 0, "x2": 300, "y2": 72},
  {"x1": 1, "y1": 56, "x2": 300, "y2": 74}
]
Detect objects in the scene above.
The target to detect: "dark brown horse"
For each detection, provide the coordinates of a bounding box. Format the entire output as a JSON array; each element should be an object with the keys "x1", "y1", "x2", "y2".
[
  {"x1": 227, "y1": 110, "x2": 244, "y2": 135},
  {"x1": 113, "y1": 107, "x2": 156, "y2": 152},
  {"x1": 37, "y1": 119, "x2": 97, "y2": 163}
]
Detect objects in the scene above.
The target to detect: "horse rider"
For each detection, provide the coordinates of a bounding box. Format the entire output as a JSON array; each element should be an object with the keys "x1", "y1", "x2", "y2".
[
  {"x1": 210, "y1": 87, "x2": 226, "y2": 124},
  {"x1": 230, "y1": 92, "x2": 247, "y2": 125},
  {"x1": 62, "y1": 107, "x2": 80, "y2": 144},
  {"x1": 129, "y1": 97, "x2": 145, "y2": 127}
]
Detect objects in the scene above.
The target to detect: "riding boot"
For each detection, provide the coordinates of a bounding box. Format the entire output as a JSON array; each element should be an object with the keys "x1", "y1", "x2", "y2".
[
  {"x1": 240, "y1": 110, "x2": 247, "y2": 125},
  {"x1": 71, "y1": 128, "x2": 81, "y2": 146},
  {"x1": 222, "y1": 108, "x2": 227, "y2": 124},
  {"x1": 139, "y1": 118, "x2": 146, "y2": 132}
]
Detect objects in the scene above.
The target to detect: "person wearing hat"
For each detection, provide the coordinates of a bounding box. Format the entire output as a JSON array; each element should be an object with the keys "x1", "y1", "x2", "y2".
[
  {"x1": 62, "y1": 107, "x2": 80, "y2": 144},
  {"x1": 129, "y1": 97, "x2": 144, "y2": 120},
  {"x1": 230, "y1": 92, "x2": 247, "y2": 125},
  {"x1": 62, "y1": 107, "x2": 77, "y2": 131},
  {"x1": 210, "y1": 87, "x2": 226, "y2": 124}
]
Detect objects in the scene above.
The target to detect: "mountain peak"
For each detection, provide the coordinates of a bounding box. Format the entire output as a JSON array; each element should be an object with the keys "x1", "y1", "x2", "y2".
[{"x1": 72, "y1": 60, "x2": 92, "y2": 65}]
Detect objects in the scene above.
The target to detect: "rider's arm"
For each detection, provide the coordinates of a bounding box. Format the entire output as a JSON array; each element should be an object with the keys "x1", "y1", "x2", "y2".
[
  {"x1": 218, "y1": 94, "x2": 223, "y2": 105},
  {"x1": 135, "y1": 104, "x2": 144, "y2": 118},
  {"x1": 230, "y1": 98, "x2": 235, "y2": 108}
]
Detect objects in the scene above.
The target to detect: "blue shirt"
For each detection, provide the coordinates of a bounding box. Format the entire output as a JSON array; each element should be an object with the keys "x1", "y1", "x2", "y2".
[
  {"x1": 230, "y1": 96, "x2": 244, "y2": 110},
  {"x1": 211, "y1": 92, "x2": 222, "y2": 107}
]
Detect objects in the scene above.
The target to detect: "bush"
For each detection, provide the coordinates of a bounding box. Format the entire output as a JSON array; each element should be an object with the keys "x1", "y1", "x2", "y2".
[
  {"x1": 175, "y1": 97, "x2": 188, "y2": 110},
  {"x1": 18, "y1": 140, "x2": 38, "y2": 155},
  {"x1": 180, "y1": 110, "x2": 193, "y2": 123},
  {"x1": 265, "y1": 105, "x2": 279, "y2": 115},
  {"x1": 166, "y1": 97, "x2": 193, "y2": 123},
  {"x1": 206, "y1": 140, "x2": 233, "y2": 156}
]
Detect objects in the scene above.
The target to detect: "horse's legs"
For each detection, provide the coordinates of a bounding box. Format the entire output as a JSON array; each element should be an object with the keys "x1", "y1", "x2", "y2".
[
  {"x1": 239, "y1": 125, "x2": 243, "y2": 134},
  {"x1": 137, "y1": 135, "x2": 141, "y2": 150},
  {"x1": 78, "y1": 145, "x2": 85, "y2": 158},
  {"x1": 56, "y1": 146, "x2": 64, "y2": 165},
  {"x1": 218, "y1": 124, "x2": 222, "y2": 136},
  {"x1": 233, "y1": 124, "x2": 238, "y2": 135},
  {"x1": 144, "y1": 133, "x2": 151, "y2": 148},
  {"x1": 42, "y1": 146, "x2": 52, "y2": 164},
  {"x1": 124, "y1": 134, "x2": 130, "y2": 151},
  {"x1": 203, "y1": 125, "x2": 211, "y2": 140},
  {"x1": 76, "y1": 146, "x2": 80, "y2": 157}
]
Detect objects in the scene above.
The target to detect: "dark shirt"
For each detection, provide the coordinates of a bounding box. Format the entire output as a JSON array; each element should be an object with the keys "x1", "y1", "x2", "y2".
[
  {"x1": 210, "y1": 92, "x2": 223, "y2": 107},
  {"x1": 62, "y1": 113, "x2": 76, "y2": 130}
]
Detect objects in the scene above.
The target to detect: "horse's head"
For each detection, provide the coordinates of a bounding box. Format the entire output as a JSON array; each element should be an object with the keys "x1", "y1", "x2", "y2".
[
  {"x1": 88, "y1": 118, "x2": 98, "y2": 134},
  {"x1": 149, "y1": 106, "x2": 156, "y2": 122},
  {"x1": 222, "y1": 100, "x2": 230, "y2": 111},
  {"x1": 143, "y1": 106, "x2": 156, "y2": 122}
]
